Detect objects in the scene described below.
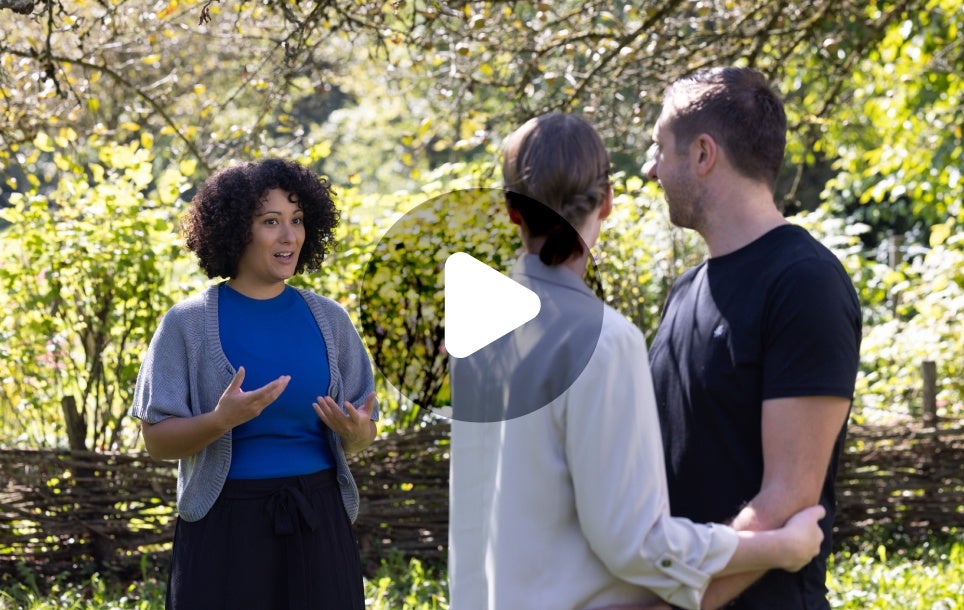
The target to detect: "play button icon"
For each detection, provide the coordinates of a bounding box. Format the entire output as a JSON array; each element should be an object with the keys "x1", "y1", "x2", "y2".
[
  {"x1": 357, "y1": 188, "x2": 605, "y2": 423},
  {"x1": 444, "y1": 252, "x2": 541, "y2": 358}
]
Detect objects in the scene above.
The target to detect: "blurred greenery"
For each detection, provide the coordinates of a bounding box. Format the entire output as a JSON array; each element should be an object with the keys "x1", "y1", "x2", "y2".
[
  {"x1": 1, "y1": 150, "x2": 959, "y2": 440},
  {"x1": 827, "y1": 530, "x2": 964, "y2": 610},
  {"x1": 0, "y1": 2, "x2": 960, "y2": 432},
  {"x1": 1, "y1": 1, "x2": 960, "y2": 441},
  {"x1": 0, "y1": 133, "x2": 204, "y2": 450}
]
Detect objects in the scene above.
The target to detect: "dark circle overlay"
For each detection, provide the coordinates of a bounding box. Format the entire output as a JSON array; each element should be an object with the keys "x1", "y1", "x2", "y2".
[{"x1": 358, "y1": 188, "x2": 605, "y2": 423}]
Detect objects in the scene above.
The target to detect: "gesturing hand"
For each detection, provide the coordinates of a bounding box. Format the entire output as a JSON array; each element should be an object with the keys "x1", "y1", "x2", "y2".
[
  {"x1": 213, "y1": 366, "x2": 290, "y2": 430},
  {"x1": 313, "y1": 393, "x2": 377, "y2": 454}
]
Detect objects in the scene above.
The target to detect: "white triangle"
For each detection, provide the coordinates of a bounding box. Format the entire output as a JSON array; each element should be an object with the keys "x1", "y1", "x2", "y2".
[{"x1": 444, "y1": 252, "x2": 541, "y2": 358}]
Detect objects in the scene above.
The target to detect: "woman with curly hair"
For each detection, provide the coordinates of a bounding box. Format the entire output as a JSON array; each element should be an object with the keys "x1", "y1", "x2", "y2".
[{"x1": 131, "y1": 158, "x2": 377, "y2": 610}]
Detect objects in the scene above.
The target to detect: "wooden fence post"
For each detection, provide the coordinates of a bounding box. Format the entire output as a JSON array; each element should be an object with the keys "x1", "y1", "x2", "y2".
[{"x1": 921, "y1": 360, "x2": 937, "y2": 427}]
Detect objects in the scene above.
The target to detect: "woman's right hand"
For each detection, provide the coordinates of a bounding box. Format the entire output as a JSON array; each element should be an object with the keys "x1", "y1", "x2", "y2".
[
  {"x1": 778, "y1": 504, "x2": 826, "y2": 572},
  {"x1": 212, "y1": 366, "x2": 290, "y2": 429},
  {"x1": 141, "y1": 366, "x2": 289, "y2": 460}
]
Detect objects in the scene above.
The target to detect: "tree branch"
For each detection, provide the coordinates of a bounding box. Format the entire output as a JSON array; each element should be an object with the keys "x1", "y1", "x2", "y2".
[{"x1": 0, "y1": 45, "x2": 211, "y2": 172}]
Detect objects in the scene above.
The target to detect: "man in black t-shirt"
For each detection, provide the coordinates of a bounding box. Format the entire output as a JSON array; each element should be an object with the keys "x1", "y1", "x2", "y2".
[{"x1": 644, "y1": 67, "x2": 862, "y2": 610}]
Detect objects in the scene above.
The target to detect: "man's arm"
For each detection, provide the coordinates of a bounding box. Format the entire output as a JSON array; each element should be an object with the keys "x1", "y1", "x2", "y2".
[{"x1": 698, "y1": 395, "x2": 851, "y2": 609}]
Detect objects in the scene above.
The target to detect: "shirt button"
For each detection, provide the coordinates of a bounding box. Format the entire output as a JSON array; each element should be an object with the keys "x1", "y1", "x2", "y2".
[{"x1": 661, "y1": 558, "x2": 672, "y2": 568}]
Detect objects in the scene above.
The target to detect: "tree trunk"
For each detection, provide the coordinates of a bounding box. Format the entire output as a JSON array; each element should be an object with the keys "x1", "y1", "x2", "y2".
[{"x1": 61, "y1": 395, "x2": 87, "y2": 452}]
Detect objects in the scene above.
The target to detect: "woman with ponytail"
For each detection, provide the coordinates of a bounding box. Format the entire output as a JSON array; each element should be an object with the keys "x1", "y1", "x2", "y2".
[{"x1": 447, "y1": 113, "x2": 826, "y2": 610}]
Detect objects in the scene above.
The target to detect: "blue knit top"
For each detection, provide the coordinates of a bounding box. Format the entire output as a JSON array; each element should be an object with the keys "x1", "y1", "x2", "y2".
[{"x1": 218, "y1": 283, "x2": 335, "y2": 479}]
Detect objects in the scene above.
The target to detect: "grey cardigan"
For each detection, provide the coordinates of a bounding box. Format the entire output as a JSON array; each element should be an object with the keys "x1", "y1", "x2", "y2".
[{"x1": 130, "y1": 284, "x2": 377, "y2": 522}]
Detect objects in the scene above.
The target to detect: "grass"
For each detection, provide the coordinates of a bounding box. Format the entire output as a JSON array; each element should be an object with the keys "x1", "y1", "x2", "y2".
[
  {"x1": 827, "y1": 531, "x2": 963, "y2": 609},
  {"x1": 2, "y1": 538, "x2": 961, "y2": 609},
  {"x1": 0, "y1": 554, "x2": 447, "y2": 610}
]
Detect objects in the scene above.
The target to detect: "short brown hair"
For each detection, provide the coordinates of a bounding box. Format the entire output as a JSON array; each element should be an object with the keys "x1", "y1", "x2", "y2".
[{"x1": 665, "y1": 67, "x2": 786, "y2": 189}]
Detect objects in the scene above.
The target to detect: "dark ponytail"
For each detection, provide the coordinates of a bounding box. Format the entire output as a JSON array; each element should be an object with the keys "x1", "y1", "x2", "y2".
[
  {"x1": 501, "y1": 113, "x2": 610, "y2": 267},
  {"x1": 505, "y1": 191, "x2": 584, "y2": 265}
]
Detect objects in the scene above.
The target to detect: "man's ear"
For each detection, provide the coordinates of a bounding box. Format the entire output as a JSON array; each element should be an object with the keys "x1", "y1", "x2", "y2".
[
  {"x1": 598, "y1": 186, "x2": 613, "y2": 221},
  {"x1": 693, "y1": 133, "x2": 718, "y2": 177},
  {"x1": 507, "y1": 207, "x2": 524, "y2": 226}
]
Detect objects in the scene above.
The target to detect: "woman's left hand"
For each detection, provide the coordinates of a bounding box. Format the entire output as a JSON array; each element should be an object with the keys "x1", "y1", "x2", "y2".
[{"x1": 313, "y1": 393, "x2": 377, "y2": 454}]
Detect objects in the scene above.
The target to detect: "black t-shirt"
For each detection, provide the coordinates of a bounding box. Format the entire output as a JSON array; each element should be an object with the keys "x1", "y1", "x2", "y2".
[{"x1": 649, "y1": 225, "x2": 862, "y2": 610}]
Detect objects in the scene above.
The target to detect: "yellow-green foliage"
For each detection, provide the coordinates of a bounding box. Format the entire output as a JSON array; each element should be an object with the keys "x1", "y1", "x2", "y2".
[
  {"x1": 3, "y1": 138, "x2": 961, "y2": 444},
  {"x1": 794, "y1": 207, "x2": 964, "y2": 422},
  {"x1": 0, "y1": 130, "x2": 204, "y2": 451},
  {"x1": 828, "y1": 541, "x2": 964, "y2": 609}
]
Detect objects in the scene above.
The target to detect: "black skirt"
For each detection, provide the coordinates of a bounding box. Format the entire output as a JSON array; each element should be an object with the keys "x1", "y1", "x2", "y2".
[{"x1": 166, "y1": 468, "x2": 365, "y2": 610}]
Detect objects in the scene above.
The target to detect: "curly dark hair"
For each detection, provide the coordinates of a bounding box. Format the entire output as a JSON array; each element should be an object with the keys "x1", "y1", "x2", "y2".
[{"x1": 182, "y1": 158, "x2": 339, "y2": 279}]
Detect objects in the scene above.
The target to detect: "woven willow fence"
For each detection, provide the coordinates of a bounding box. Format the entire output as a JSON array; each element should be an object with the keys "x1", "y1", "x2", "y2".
[
  {"x1": 834, "y1": 420, "x2": 963, "y2": 540},
  {"x1": 1, "y1": 418, "x2": 961, "y2": 579}
]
